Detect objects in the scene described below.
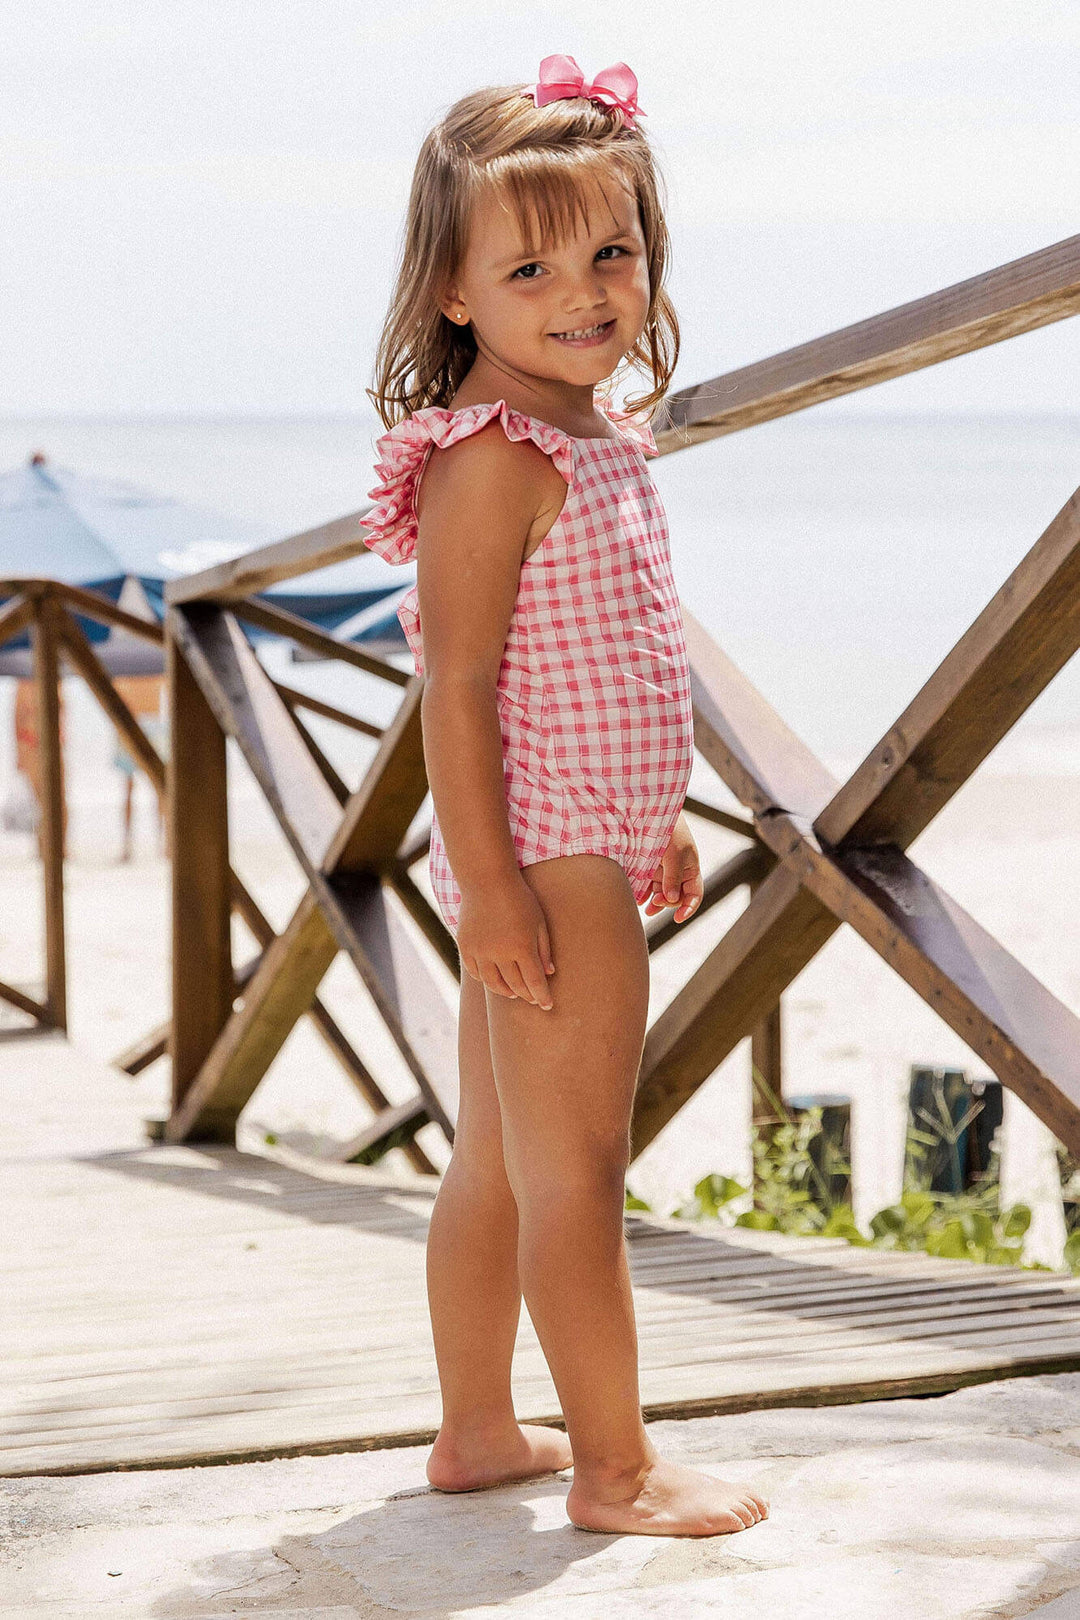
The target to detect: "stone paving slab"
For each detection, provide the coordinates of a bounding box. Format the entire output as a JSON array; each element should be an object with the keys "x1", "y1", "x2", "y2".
[
  {"x1": 2, "y1": 1372, "x2": 1079, "y2": 1619},
  {"x1": 1026, "y1": 1594, "x2": 1080, "y2": 1619}
]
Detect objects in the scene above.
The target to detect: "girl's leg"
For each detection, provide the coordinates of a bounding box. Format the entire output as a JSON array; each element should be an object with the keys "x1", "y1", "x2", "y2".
[
  {"x1": 485, "y1": 853, "x2": 769, "y2": 1537},
  {"x1": 425, "y1": 960, "x2": 572, "y2": 1489}
]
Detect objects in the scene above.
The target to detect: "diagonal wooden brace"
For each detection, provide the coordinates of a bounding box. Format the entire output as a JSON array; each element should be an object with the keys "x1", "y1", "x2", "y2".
[
  {"x1": 633, "y1": 484, "x2": 1080, "y2": 1158},
  {"x1": 769, "y1": 812, "x2": 1080, "y2": 1154},
  {"x1": 167, "y1": 604, "x2": 457, "y2": 1145}
]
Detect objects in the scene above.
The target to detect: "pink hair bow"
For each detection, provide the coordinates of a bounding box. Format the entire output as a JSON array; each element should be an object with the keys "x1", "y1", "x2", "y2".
[{"x1": 522, "y1": 54, "x2": 645, "y2": 129}]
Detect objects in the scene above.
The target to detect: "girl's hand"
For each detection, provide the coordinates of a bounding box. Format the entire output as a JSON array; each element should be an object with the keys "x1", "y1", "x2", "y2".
[
  {"x1": 643, "y1": 813, "x2": 703, "y2": 924},
  {"x1": 457, "y1": 874, "x2": 556, "y2": 1009}
]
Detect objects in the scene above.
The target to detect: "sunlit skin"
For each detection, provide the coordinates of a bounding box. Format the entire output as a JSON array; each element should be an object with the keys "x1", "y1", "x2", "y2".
[
  {"x1": 422, "y1": 165, "x2": 768, "y2": 1536},
  {"x1": 439, "y1": 172, "x2": 652, "y2": 440}
]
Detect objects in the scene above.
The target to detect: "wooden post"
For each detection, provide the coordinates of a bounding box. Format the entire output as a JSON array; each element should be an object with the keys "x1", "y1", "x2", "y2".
[
  {"x1": 167, "y1": 608, "x2": 232, "y2": 1128},
  {"x1": 751, "y1": 1006, "x2": 783, "y2": 1120},
  {"x1": 30, "y1": 594, "x2": 67, "y2": 1031},
  {"x1": 749, "y1": 873, "x2": 784, "y2": 1198}
]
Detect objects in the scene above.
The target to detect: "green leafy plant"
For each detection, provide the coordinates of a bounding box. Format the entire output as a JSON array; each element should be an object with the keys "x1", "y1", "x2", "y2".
[
  {"x1": 863, "y1": 1188, "x2": 1031, "y2": 1264},
  {"x1": 722, "y1": 1063, "x2": 858, "y2": 1235},
  {"x1": 1057, "y1": 1140, "x2": 1080, "y2": 1247},
  {"x1": 628, "y1": 1061, "x2": 1078, "y2": 1275}
]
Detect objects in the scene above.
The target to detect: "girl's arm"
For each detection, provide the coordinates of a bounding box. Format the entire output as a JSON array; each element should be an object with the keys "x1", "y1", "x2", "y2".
[{"x1": 414, "y1": 421, "x2": 560, "y2": 1007}]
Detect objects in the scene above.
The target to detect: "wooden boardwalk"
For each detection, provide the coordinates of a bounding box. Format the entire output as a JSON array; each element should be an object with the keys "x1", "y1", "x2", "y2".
[{"x1": 4, "y1": 1033, "x2": 1080, "y2": 1478}]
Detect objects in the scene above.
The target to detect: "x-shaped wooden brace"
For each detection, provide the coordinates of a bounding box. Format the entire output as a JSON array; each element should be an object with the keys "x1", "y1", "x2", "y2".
[
  {"x1": 153, "y1": 230, "x2": 1080, "y2": 1165},
  {"x1": 632, "y1": 483, "x2": 1080, "y2": 1160},
  {"x1": 165, "y1": 601, "x2": 460, "y2": 1155},
  {"x1": 164, "y1": 481, "x2": 1080, "y2": 1168}
]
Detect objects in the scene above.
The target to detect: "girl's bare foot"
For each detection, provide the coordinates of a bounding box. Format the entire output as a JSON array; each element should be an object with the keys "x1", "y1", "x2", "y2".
[
  {"x1": 567, "y1": 1455, "x2": 769, "y2": 1537},
  {"x1": 427, "y1": 1421, "x2": 573, "y2": 1492}
]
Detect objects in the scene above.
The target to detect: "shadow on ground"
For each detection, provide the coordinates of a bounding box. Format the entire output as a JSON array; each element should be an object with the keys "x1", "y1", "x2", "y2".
[
  {"x1": 81, "y1": 1141, "x2": 438, "y2": 1246},
  {"x1": 84, "y1": 1141, "x2": 1080, "y2": 1344},
  {"x1": 148, "y1": 1474, "x2": 630, "y2": 1619}
]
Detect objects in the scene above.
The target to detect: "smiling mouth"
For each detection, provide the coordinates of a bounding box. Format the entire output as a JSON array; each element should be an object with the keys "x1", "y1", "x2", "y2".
[{"x1": 550, "y1": 319, "x2": 616, "y2": 342}]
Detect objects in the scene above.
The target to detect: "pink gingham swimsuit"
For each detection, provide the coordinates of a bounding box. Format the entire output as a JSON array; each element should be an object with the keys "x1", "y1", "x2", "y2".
[{"x1": 362, "y1": 394, "x2": 696, "y2": 939}]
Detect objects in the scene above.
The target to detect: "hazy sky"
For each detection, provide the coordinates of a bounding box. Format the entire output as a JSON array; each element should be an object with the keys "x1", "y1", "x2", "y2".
[{"x1": 3, "y1": 0, "x2": 1078, "y2": 415}]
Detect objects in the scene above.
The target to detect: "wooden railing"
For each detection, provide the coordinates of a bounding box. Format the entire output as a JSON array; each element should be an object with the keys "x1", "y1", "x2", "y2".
[
  {"x1": 652, "y1": 233, "x2": 1080, "y2": 446},
  {"x1": 0, "y1": 581, "x2": 165, "y2": 1032},
  {"x1": 160, "y1": 230, "x2": 1080, "y2": 1165},
  {"x1": 6, "y1": 232, "x2": 1078, "y2": 1171}
]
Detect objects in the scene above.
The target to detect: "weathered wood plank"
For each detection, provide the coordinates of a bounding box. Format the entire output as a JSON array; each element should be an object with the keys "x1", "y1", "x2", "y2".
[
  {"x1": 166, "y1": 663, "x2": 444, "y2": 1144},
  {"x1": 0, "y1": 978, "x2": 49, "y2": 1023},
  {"x1": 0, "y1": 593, "x2": 34, "y2": 649},
  {"x1": 29, "y1": 596, "x2": 66, "y2": 1031},
  {"x1": 56, "y1": 609, "x2": 166, "y2": 796},
  {"x1": 165, "y1": 890, "x2": 336, "y2": 1143},
  {"x1": 9, "y1": 1283, "x2": 1075, "y2": 1397},
  {"x1": 769, "y1": 817, "x2": 1080, "y2": 1154},
  {"x1": 232, "y1": 595, "x2": 409, "y2": 684},
  {"x1": 53, "y1": 581, "x2": 165, "y2": 642},
  {"x1": 334, "y1": 1096, "x2": 430, "y2": 1164},
  {"x1": 10, "y1": 1247, "x2": 1060, "y2": 1317},
  {"x1": 280, "y1": 696, "x2": 350, "y2": 806},
  {"x1": 655, "y1": 232, "x2": 1080, "y2": 447},
  {"x1": 322, "y1": 876, "x2": 459, "y2": 1138},
  {"x1": 6, "y1": 1020, "x2": 1078, "y2": 1485},
  {"x1": 750, "y1": 871, "x2": 783, "y2": 1138},
  {"x1": 10, "y1": 1320, "x2": 1080, "y2": 1444},
  {"x1": 385, "y1": 866, "x2": 462, "y2": 979},
  {"x1": 633, "y1": 863, "x2": 840, "y2": 1155},
  {"x1": 643, "y1": 844, "x2": 775, "y2": 954},
  {"x1": 166, "y1": 608, "x2": 232, "y2": 1121},
  {"x1": 683, "y1": 793, "x2": 758, "y2": 838},
  {"x1": 323, "y1": 676, "x2": 429, "y2": 873},
  {"x1": 112, "y1": 1020, "x2": 167, "y2": 1075},
  {"x1": 272, "y1": 679, "x2": 383, "y2": 738},
  {"x1": 226, "y1": 874, "x2": 435, "y2": 1171},
  {"x1": 638, "y1": 552, "x2": 1080, "y2": 1158},
  {"x1": 164, "y1": 510, "x2": 372, "y2": 604},
  {"x1": 0, "y1": 580, "x2": 166, "y2": 642},
  {"x1": 13, "y1": 1334, "x2": 1080, "y2": 1479},
  {"x1": 172, "y1": 605, "x2": 342, "y2": 871},
  {"x1": 684, "y1": 606, "x2": 839, "y2": 819},
  {"x1": 816, "y1": 485, "x2": 1080, "y2": 849}
]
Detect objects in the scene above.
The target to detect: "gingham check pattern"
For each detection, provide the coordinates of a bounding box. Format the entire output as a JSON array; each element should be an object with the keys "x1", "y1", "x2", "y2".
[{"x1": 363, "y1": 396, "x2": 695, "y2": 938}]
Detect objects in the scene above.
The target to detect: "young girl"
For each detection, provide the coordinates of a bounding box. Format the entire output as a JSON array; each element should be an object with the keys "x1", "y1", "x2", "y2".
[{"x1": 362, "y1": 55, "x2": 770, "y2": 1539}]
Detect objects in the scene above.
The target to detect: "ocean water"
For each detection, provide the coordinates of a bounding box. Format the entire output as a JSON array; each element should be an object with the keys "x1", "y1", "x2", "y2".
[{"x1": 3, "y1": 408, "x2": 1076, "y2": 780}]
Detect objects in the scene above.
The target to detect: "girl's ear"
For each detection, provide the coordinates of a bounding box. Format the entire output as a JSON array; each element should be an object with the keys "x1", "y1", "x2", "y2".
[{"x1": 439, "y1": 283, "x2": 462, "y2": 322}]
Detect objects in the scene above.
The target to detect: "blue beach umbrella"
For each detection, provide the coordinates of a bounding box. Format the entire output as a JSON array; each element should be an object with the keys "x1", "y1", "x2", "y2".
[{"x1": 0, "y1": 452, "x2": 411, "y2": 675}]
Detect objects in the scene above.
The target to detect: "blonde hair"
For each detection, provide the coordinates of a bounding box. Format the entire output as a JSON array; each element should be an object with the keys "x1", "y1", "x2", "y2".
[{"x1": 368, "y1": 83, "x2": 679, "y2": 427}]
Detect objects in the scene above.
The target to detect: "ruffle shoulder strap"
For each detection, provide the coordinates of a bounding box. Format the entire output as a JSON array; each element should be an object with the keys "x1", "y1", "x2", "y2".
[
  {"x1": 596, "y1": 393, "x2": 659, "y2": 457},
  {"x1": 361, "y1": 399, "x2": 577, "y2": 566}
]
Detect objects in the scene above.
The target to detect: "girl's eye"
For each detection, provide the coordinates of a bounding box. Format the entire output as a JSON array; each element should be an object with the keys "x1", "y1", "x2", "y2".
[{"x1": 510, "y1": 246, "x2": 629, "y2": 281}]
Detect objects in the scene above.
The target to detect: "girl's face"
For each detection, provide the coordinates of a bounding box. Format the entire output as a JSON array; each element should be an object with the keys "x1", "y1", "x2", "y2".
[{"x1": 443, "y1": 173, "x2": 651, "y2": 389}]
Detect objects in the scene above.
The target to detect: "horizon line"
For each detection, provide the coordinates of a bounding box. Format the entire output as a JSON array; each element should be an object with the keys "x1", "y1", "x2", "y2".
[{"x1": 2, "y1": 407, "x2": 1078, "y2": 426}]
